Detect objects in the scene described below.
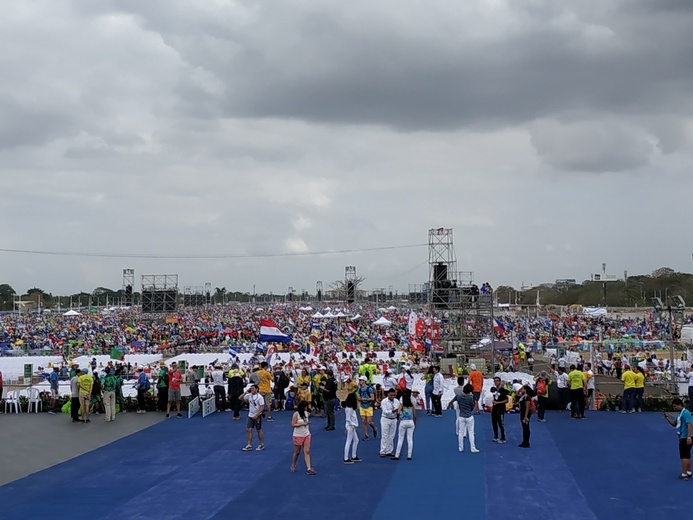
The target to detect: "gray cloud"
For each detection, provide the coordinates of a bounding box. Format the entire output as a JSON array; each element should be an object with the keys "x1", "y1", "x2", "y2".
[{"x1": 0, "y1": 1, "x2": 692, "y2": 295}]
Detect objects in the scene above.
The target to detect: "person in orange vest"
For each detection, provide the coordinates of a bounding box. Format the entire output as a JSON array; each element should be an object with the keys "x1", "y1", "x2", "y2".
[{"x1": 467, "y1": 364, "x2": 484, "y2": 415}]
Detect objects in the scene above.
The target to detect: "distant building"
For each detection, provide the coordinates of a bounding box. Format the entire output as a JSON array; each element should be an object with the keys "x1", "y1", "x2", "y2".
[{"x1": 554, "y1": 279, "x2": 576, "y2": 290}]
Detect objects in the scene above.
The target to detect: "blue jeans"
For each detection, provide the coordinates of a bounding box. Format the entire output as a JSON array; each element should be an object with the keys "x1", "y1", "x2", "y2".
[
  {"x1": 424, "y1": 384, "x2": 433, "y2": 412},
  {"x1": 621, "y1": 388, "x2": 635, "y2": 412}
]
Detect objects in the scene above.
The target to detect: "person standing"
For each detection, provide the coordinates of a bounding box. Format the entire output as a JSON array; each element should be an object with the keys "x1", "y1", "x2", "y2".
[
  {"x1": 432, "y1": 366, "x2": 444, "y2": 417},
  {"x1": 48, "y1": 366, "x2": 60, "y2": 415},
  {"x1": 454, "y1": 383, "x2": 479, "y2": 453},
  {"x1": 380, "y1": 388, "x2": 400, "y2": 458},
  {"x1": 241, "y1": 384, "x2": 265, "y2": 451},
  {"x1": 583, "y1": 363, "x2": 595, "y2": 411},
  {"x1": 393, "y1": 391, "x2": 416, "y2": 460},
  {"x1": 227, "y1": 364, "x2": 245, "y2": 420},
  {"x1": 70, "y1": 369, "x2": 82, "y2": 423},
  {"x1": 555, "y1": 367, "x2": 569, "y2": 413},
  {"x1": 90, "y1": 371, "x2": 103, "y2": 415},
  {"x1": 467, "y1": 364, "x2": 484, "y2": 414},
  {"x1": 357, "y1": 376, "x2": 377, "y2": 440},
  {"x1": 78, "y1": 368, "x2": 93, "y2": 423},
  {"x1": 343, "y1": 392, "x2": 361, "y2": 464},
  {"x1": 632, "y1": 366, "x2": 645, "y2": 412},
  {"x1": 664, "y1": 398, "x2": 693, "y2": 480},
  {"x1": 322, "y1": 369, "x2": 338, "y2": 431},
  {"x1": 257, "y1": 362, "x2": 273, "y2": 421},
  {"x1": 567, "y1": 364, "x2": 586, "y2": 419},
  {"x1": 621, "y1": 365, "x2": 636, "y2": 413},
  {"x1": 102, "y1": 368, "x2": 117, "y2": 422},
  {"x1": 423, "y1": 367, "x2": 434, "y2": 415},
  {"x1": 187, "y1": 365, "x2": 200, "y2": 402},
  {"x1": 535, "y1": 371, "x2": 552, "y2": 422},
  {"x1": 291, "y1": 400, "x2": 316, "y2": 475},
  {"x1": 135, "y1": 367, "x2": 150, "y2": 414},
  {"x1": 491, "y1": 377, "x2": 509, "y2": 443},
  {"x1": 156, "y1": 364, "x2": 169, "y2": 412},
  {"x1": 517, "y1": 385, "x2": 535, "y2": 448},
  {"x1": 166, "y1": 362, "x2": 183, "y2": 418},
  {"x1": 211, "y1": 364, "x2": 226, "y2": 413}
]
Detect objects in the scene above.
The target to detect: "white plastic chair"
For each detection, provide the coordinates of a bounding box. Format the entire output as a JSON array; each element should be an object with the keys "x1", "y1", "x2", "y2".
[
  {"x1": 4, "y1": 390, "x2": 21, "y2": 413},
  {"x1": 28, "y1": 387, "x2": 42, "y2": 413}
]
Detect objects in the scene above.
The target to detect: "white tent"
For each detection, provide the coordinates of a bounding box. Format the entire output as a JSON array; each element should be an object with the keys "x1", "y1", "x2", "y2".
[
  {"x1": 372, "y1": 317, "x2": 391, "y2": 327},
  {"x1": 324, "y1": 311, "x2": 335, "y2": 318},
  {"x1": 335, "y1": 311, "x2": 347, "y2": 318},
  {"x1": 63, "y1": 309, "x2": 80, "y2": 316},
  {"x1": 387, "y1": 305, "x2": 397, "y2": 311},
  {"x1": 350, "y1": 314, "x2": 363, "y2": 321},
  {"x1": 299, "y1": 306, "x2": 313, "y2": 311},
  {"x1": 311, "y1": 312, "x2": 324, "y2": 319}
]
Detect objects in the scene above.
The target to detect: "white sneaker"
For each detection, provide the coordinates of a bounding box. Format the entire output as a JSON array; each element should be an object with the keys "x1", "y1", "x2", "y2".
[
  {"x1": 471, "y1": 448, "x2": 480, "y2": 453},
  {"x1": 256, "y1": 444, "x2": 265, "y2": 451},
  {"x1": 458, "y1": 447, "x2": 464, "y2": 452}
]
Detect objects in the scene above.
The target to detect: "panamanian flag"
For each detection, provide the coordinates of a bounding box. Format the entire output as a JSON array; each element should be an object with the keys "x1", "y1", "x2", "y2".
[{"x1": 259, "y1": 319, "x2": 291, "y2": 344}]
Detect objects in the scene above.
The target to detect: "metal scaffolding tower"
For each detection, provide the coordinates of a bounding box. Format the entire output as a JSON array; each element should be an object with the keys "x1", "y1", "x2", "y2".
[{"x1": 427, "y1": 228, "x2": 495, "y2": 371}]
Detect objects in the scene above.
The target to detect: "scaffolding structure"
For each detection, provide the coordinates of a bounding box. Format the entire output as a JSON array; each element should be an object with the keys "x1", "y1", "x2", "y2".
[
  {"x1": 123, "y1": 269, "x2": 134, "y2": 306},
  {"x1": 345, "y1": 266, "x2": 357, "y2": 304},
  {"x1": 427, "y1": 228, "x2": 495, "y2": 370},
  {"x1": 183, "y1": 286, "x2": 206, "y2": 307},
  {"x1": 141, "y1": 274, "x2": 178, "y2": 313},
  {"x1": 316, "y1": 281, "x2": 323, "y2": 302}
]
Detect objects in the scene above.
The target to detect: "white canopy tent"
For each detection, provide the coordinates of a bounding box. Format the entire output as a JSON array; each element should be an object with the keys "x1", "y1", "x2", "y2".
[{"x1": 372, "y1": 317, "x2": 392, "y2": 327}]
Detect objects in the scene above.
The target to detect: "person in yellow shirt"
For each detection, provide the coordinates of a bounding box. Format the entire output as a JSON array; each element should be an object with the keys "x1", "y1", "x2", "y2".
[
  {"x1": 78, "y1": 368, "x2": 94, "y2": 423},
  {"x1": 567, "y1": 365, "x2": 586, "y2": 419},
  {"x1": 621, "y1": 364, "x2": 636, "y2": 413},
  {"x1": 632, "y1": 365, "x2": 645, "y2": 412},
  {"x1": 257, "y1": 362, "x2": 274, "y2": 421}
]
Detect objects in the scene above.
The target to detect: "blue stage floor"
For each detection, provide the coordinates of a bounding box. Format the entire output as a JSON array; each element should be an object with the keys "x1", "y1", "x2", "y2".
[{"x1": 0, "y1": 410, "x2": 688, "y2": 520}]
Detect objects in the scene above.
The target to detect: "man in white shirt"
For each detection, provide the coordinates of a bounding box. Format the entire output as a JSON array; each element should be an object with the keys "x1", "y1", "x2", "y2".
[
  {"x1": 432, "y1": 366, "x2": 444, "y2": 417},
  {"x1": 240, "y1": 384, "x2": 265, "y2": 451},
  {"x1": 379, "y1": 388, "x2": 400, "y2": 457},
  {"x1": 555, "y1": 367, "x2": 569, "y2": 413}
]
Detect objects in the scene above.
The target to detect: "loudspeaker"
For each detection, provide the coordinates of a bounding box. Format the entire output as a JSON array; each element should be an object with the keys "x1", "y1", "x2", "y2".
[
  {"x1": 346, "y1": 281, "x2": 355, "y2": 304},
  {"x1": 433, "y1": 263, "x2": 448, "y2": 283},
  {"x1": 124, "y1": 285, "x2": 133, "y2": 306}
]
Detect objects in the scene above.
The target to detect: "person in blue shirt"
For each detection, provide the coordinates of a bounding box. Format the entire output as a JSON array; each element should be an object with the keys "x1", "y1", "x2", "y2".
[
  {"x1": 49, "y1": 367, "x2": 60, "y2": 414},
  {"x1": 664, "y1": 397, "x2": 693, "y2": 480}
]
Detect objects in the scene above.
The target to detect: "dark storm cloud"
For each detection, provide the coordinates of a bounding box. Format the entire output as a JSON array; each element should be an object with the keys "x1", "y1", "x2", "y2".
[{"x1": 103, "y1": 1, "x2": 693, "y2": 134}]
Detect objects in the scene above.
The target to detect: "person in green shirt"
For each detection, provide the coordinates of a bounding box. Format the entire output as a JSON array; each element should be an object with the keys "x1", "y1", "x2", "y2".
[{"x1": 567, "y1": 365, "x2": 586, "y2": 419}]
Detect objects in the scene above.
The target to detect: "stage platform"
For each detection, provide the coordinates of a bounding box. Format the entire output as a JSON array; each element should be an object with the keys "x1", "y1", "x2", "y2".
[{"x1": 0, "y1": 409, "x2": 688, "y2": 520}]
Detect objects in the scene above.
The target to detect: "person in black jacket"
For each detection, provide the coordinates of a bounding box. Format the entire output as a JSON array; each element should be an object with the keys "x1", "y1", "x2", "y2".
[
  {"x1": 227, "y1": 364, "x2": 246, "y2": 420},
  {"x1": 321, "y1": 369, "x2": 338, "y2": 431}
]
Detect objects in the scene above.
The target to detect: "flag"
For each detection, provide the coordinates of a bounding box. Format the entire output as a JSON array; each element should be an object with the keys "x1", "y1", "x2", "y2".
[
  {"x1": 410, "y1": 337, "x2": 425, "y2": 353},
  {"x1": 494, "y1": 319, "x2": 505, "y2": 334},
  {"x1": 110, "y1": 347, "x2": 124, "y2": 361},
  {"x1": 408, "y1": 311, "x2": 418, "y2": 337},
  {"x1": 346, "y1": 323, "x2": 358, "y2": 336},
  {"x1": 259, "y1": 319, "x2": 291, "y2": 343}
]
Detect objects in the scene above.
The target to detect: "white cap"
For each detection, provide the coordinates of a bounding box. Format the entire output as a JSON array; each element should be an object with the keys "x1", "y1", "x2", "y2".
[
  {"x1": 358, "y1": 375, "x2": 367, "y2": 381},
  {"x1": 470, "y1": 364, "x2": 476, "y2": 370}
]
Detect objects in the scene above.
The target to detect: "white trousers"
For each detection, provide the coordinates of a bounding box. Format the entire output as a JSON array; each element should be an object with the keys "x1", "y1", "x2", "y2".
[
  {"x1": 395, "y1": 420, "x2": 415, "y2": 458},
  {"x1": 380, "y1": 417, "x2": 398, "y2": 455},
  {"x1": 344, "y1": 425, "x2": 359, "y2": 460},
  {"x1": 457, "y1": 416, "x2": 476, "y2": 451}
]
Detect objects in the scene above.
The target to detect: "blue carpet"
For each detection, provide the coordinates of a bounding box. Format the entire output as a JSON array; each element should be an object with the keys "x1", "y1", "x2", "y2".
[{"x1": 1, "y1": 410, "x2": 691, "y2": 519}]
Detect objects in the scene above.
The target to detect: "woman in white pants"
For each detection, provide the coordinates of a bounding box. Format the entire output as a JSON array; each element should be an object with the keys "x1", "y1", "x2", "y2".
[
  {"x1": 454, "y1": 383, "x2": 479, "y2": 453},
  {"x1": 393, "y1": 391, "x2": 416, "y2": 460},
  {"x1": 343, "y1": 392, "x2": 361, "y2": 464}
]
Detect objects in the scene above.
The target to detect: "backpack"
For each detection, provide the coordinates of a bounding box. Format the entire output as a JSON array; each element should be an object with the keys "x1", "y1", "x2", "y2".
[
  {"x1": 528, "y1": 398, "x2": 537, "y2": 415},
  {"x1": 398, "y1": 376, "x2": 407, "y2": 391},
  {"x1": 536, "y1": 379, "x2": 547, "y2": 396},
  {"x1": 278, "y1": 372, "x2": 290, "y2": 389},
  {"x1": 140, "y1": 374, "x2": 151, "y2": 391}
]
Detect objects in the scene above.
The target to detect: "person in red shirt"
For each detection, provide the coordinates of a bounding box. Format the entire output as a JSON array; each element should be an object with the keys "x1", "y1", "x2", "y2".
[
  {"x1": 467, "y1": 364, "x2": 484, "y2": 415},
  {"x1": 166, "y1": 362, "x2": 183, "y2": 418}
]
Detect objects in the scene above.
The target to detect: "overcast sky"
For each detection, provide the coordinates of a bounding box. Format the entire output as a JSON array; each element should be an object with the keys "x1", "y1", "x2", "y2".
[{"x1": 1, "y1": 0, "x2": 692, "y2": 296}]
